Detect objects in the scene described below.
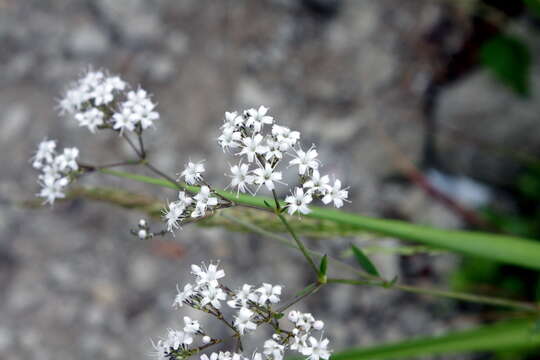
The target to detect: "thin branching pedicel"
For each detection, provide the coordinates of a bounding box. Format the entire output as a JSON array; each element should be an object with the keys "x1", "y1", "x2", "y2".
[{"x1": 152, "y1": 262, "x2": 331, "y2": 360}]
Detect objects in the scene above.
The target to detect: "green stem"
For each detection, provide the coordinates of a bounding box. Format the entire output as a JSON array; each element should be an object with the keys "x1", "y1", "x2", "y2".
[
  {"x1": 274, "y1": 204, "x2": 319, "y2": 276},
  {"x1": 276, "y1": 283, "x2": 323, "y2": 313}
]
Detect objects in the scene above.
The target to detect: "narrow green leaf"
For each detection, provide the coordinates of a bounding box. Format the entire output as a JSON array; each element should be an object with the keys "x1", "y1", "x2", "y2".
[
  {"x1": 351, "y1": 244, "x2": 380, "y2": 277},
  {"x1": 331, "y1": 319, "x2": 540, "y2": 360},
  {"x1": 480, "y1": 35, "x2": 531, "y2": 96},
  {"x1": 98, "y1": 169, "x2": 540, "y2": 270},
  {"x1": 319, "y1": 254, "x2": 328, "y2": 277}
]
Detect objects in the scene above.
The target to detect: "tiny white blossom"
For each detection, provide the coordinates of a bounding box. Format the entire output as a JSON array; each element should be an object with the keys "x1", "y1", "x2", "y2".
[
  {"x1": 194, "y1": 186, "x2": 218, "y2": 207},
  {"x1": 167, "y1": 329, "x2": 193, "y2": 349},
  {"x1": 112, "y1": 108, "x2": 136, "y2": 134},
  {"x1": 285, "y1": 187, "x2": 312, "y2": 215},
  {"x1": 253, "y1": 163, "x2": 283, "y2": 192},
  {"x1": 321, "y1": 179, "x2": 349, "y2": 208},
  {"x1": 183, "y1": 316, "x2": 200, "y2": 334},
  {"x1": 57, "y1": 147, "x2": 79, "y2": 171},
  {"x1": 303, "y1": 171, "x2": 331, "y2": 195},
  {"x1": 75, "y1": 108, "x2": 104, "y2": 133},
  {"x1": 234, "y1": 307, "x2": 257, "y2": 335},
  {"x1": 200, "y1": 285, "x2": 227, "y2": 309},
  {"x1": 191, "y1": 263, "x2": 225, "y2": 287},
  {"x1": 173, "y1": 283, "x2": 195, "y2": 307},
  {"x1": 263, "y1": 339, "x2": 284, "y2": 360},
  {"x1": 289, "y1": 146, "x2": 319, "y2": 175},
  {"x1": 137, "y1": 229, "x2": 147, "y2": 240},
  {"x1": 33, "y1": 139, "x2": 57, "y2": 168},
  {"x1": 222, "y1": 111, "x2": 244, "y2": 130},
  {"x1": 163, "y1": 201, "x2": 185, "y2": 232},
  {"x1": 272, "y1": 125, "x2": 300, "y2": 151},
  {"x1": 228, "y1": 163, "x2": 254, "y2": 196},
  {"x1": 245, "y1": 106, "x2": 273, "y2": 132},
  {"x1": 238, "y1": 134, "x2": 268, "y2": 163},
  {"x1": 301, "y1": 336, "x2": 331, "y2": 360},
  {"x1": 256, "y1": 283, "x2": 281, "y2": 305},
  {"x1": 92, "y1": 82, "x2": 114, "y2": 106},
  {"x1": 202, "y1": 336, "x2": 212, "y2": 344},
  {"x1": 227, "y1": 284, "x2": 258, "y2": 308},
  {"x1": 38, "y1": 176, "x2": 69, "y2": 205},
  {"x1": 180, "y1": 161, "x2": 205, "y2": 185},
  {"x1": 177, "y1": 191, "x2": 193, "y2": 208},
  {"x1": 218, "y1": 127, "x2": 242, "y2": 151},
  {"x1": 313, "y1": 320, "x2": 324, "y2": 331}
]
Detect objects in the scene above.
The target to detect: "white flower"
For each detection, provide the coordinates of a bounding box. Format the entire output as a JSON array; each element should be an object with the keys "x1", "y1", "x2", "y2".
[
  {"x1": 57, "y1": 147, "x2": 79, "y2": 171},
  {"x1": 263, "y1": 339, "x2": 284, "y2": 360},
  {"x1": 177, "y1": 191, "x2": 193, "y2": 208},
  {"x1": 191, "y1": 263, "x2": 225, "y2": 287},
  {"x1": 303, "y1": 171, "x2": 331, "y2": 195},
  {"x1": 166, "y1": 329, "x2": 193, "y2": 349},
  {"x1": 256, "y1": 283, "x2": 281, "y2": 305},
  {"x1": 183, "y1": 316, "x2": 200, "y2": 334},
  {"x1": 33, "y1": 139, "x2": 57, "y2": 168},
  {"x1": 245, "y1": 106, "x2": 273, "y2": 132},
  {"x1": 272, "y1": 125, "x2": 300, "y2": 151},
  {"x1": 134, "y1": 101, "x2": 159, "y2": 129},
  {"x1": 218, "y1": 127, "x2": 242, "y2": 151},
  {"x1": 173, "y1": 283, "x2": 195, "y2": 307},
  {"x1": 112, "y1": 108, "x2": 136, "y2": 133},
  {"x1": 321, "y1": 179, "x2": 349, "y2": 208},
  {"x1": 75, "y1": 108, "x2": 104, "y2": 133},
  {"x1": 265, "y1": 139, "x2": 283, "y2": 161},
  {"x1": 238, "y1": 134, "x2": 268, "y2": 163},
  {"x1": 288, "y1": 310, "x2": 300, "y2": 323},
  {"x1": 289, "y1": 146, "x2": 319, "y2": 175},
  {"x1": 301, "y1": 336, "x2": 331, "y2": 360},
  {"x1": 290, "y1": 332, "x2": 309, "y2": 352},
  {"x1": 150, "y1": 339, "x2": 169, "y2": 360},
  {"x1": 227, "y1": 284, "x2": 257, "y2": 308},
  {"x1": 201, "y1": 353, "x2": 219, "y2": 360},
  {"x1": 194, "y1": 186, "x2": 218, "y2": 207},
  {"x1": 92, "y1": 82, "x2": 114, "y2": 106},
  {"x1": 180, "y1": 161, "x2": 205, "y2": 185},
  {"x1": 200, "y1": 285, "x2": 227, "y2": 309},
  {"x1": 222, "y1": 111, "x2": 244, "y2": 130},
  {"x1": 253, "y1": 163, "x2": 283, "y2": 192},
  {"x1": 234, "y1": 307, "x2": 257, "y2": 335},
  {"x1": 105, "y1": 75, "x2": 126, "y2": 91},
  {"x1": 228, "y1": 163, "x2": 254, "y2": 196},
  {"x1": 285, "y1": 187, "x2": 312, "y2": 215},
  {"x1": 202, "y1": 336, "x2": 212, "y2": 344},
  {"x1": 38, "y1": 176, "x2": 69, "y2": 205},
  {"x1": 163, "y1": 201, "x2": 185, "y2": 232}
]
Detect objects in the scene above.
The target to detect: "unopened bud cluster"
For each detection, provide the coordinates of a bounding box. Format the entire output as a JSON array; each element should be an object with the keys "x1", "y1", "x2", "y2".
[
  {"x1": 32, "y1": 139, "x2": 80, "y2": 204},
  {"x1": 152, "y1": 262, "x2": 331, "y2": 360}
]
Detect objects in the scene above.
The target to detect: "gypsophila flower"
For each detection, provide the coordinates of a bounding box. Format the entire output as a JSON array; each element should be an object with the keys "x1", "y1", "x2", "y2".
[
  {"x1": 191, "y1": 263, "x2": 225, "y2": 288},
  {"x1": 163, "y1": 201, "x2": 185, "y2": 232},
  {"x1": 75, "y1": 108, "x2": 104, "y2": 133},
  {"x1": 253, "y1": 163, "x2": 283, "y2": 192},
  {"x1": 322, "y1": 179, "x2": 349, "y2": 208},
  {"x1": 285, "y1": 187, "x2": 312, "y2": 215},
  {"x1": 184, "y1": 316, "x2": 201, "y2": 334},
  {"x1": 303, "y1": 171, "x2": 331, "y2": 196},
  {"x1": 181, "y1": 161, "x2": 205, "y2": 185},
  {"x1": 245, "y1": 106, "x2": 273, "y2": 132},
  {"x1": 301, "y1": 336, "x2": 331, "y2": 360},
  {"x1": 234, "y1": 307, "x2": 257, "y2": 335},
  {"x1": 289, "y1": 146, "x2": 319, "y2": 176},
  {"x1": 228, "y1": 163, "x2": 254, "y2": 196},
  {"x1": 256, "y1": 283, "x2": 282, "y2": 305},
  {"x1": 153, "y1": 262, "x2": 331, "y2": 360},
  {"x1": 173, "y1": 283, "x2": 195, "y2": 308},
  {"x1": 219, "y1": 127, "x2": 242, "y2": 151},
  {"x1": 32, "y1": 139, "x2": 79, "y2": 205},
  {"x1": 238, "y1": 134, "x2": 268, "y2": 163}
]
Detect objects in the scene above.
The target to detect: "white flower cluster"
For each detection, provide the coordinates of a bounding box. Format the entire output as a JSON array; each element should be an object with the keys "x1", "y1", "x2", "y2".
[
  {"x1": 218, "y1": 106, "x2": 349, "y2": 215},
  {"x1": 32, "y1": 139, "x2": 79, "y2": 205},
  {"x1": 153, "y1": 262, "x2": 331, "y2": 360},
  {"x1": 59, "y1": 69, "x2": 159, "y2": 134}
]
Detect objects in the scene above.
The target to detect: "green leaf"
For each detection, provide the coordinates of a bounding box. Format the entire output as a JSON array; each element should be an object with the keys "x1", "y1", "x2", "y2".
[
  {"x1": 351, "y1": 244, "x2": 380, "y2": 277},
  {"x1": 524, "y1": 0, "x2": 540, "y2": 18},
  {"x1": 319, "y1": 254, "x2": 328, "y2": 277},
  {"x1": 331, "y1": 319, "x2": 540, "y2": 360},
  {"x1": 480, "y1": 35, "x2": 531, "y2": 96},
  {"x1": 98, "y1": 169, "x2": 540, "y2": 271}
]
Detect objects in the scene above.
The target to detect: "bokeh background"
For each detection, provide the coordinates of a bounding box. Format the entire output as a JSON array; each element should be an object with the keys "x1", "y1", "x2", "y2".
[{"x1": 1, "y1": 0, "x2": 540, "y2": 359}]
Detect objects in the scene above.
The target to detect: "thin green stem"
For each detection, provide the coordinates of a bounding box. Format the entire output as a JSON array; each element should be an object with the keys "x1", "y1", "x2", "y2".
[
  {"x1": 122, "y1": 132, "x2": 143, "y2": 158},
  {"x1": 273, "y1": 196, "x2": 319, "y2": 276},
  {"x1": 276, "y1": 283, "x2": 323, "y2": 313}
]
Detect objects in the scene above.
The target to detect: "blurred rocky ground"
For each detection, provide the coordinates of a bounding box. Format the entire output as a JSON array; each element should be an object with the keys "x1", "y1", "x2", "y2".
[{"x1": 0, "y1": 0, "x2": 539, "y2": 359}]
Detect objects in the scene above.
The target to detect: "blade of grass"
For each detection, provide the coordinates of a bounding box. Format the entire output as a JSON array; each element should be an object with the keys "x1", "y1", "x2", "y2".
[
  {"x1": 331, "y1": 319, "x2": 540, "y2": 360},
  {"x1": 99, "y1": 169, "x2": 540, "y2": 270}
]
